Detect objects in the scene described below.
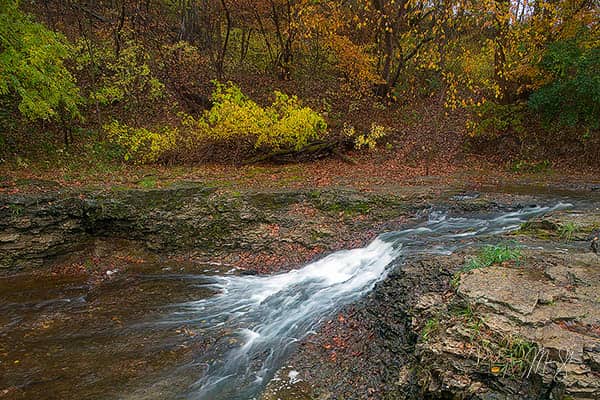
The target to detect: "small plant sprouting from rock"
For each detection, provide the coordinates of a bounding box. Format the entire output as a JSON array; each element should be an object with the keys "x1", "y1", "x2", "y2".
[
  {"x1": 421, "y1": 318, "x2": 440, "y2": 342},
  {"x1": 591, "y1": 229, "x2": 599, "y2": 254},
  {"x1": 450, "y1": 303, "x2": 538, "y2": 378},
  {"x1": 494, "y1": 336, "x2": 538, "y2": 378},
  {"x1": 454, "y1": 303, "x2": 476, "y2": 321},
  {"x1": 558, "y1": 222, "x2": 578, "y2": 241},
  {"x1": 463, "y1": 244, "x2": 522, "y2": 272},
  {"x1": 450, "y1": 273, "x2": 461, "y2": 290},
  {"x1": 9, "y1": 204, "x2": 24, "y2": 218}
]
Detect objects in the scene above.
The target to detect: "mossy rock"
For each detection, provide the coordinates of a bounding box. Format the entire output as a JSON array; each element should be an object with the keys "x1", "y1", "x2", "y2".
[{"x1": 516, "y1": 219, "x2": 560, "y2": 239}]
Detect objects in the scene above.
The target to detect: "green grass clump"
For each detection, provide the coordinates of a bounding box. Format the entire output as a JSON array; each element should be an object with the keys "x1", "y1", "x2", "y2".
[
  {"x1": 421, "y1": 318, "x2": 440, "y2": 341},
  {"x1": 138, "y1": 176, "x2": 158, "y2": 188},
  {"x1": 494, "y1": 336, "x2": 538, "y2": 377},
  {"x1": 463, "y1": 244, "x2": 522, "y2": 272},
  {"x1": 558, "y1": 222, "x2": 578, "y2": 241}
]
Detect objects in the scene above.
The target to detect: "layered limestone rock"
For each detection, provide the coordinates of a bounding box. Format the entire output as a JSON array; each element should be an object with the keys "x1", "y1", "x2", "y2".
[
  {"x1": 417, "y1": 249, "x2": 600, "y2": 400},
  {"x1": 0, "y1": 185, "x2": 419, "y2": 272}
]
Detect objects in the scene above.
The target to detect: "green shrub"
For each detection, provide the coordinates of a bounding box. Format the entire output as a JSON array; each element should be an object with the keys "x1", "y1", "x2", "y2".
[
  {"x1": 466, "y1": 101, "x2": 526, "y2": 139},
  {"x1": 342, "y1": 122, "x2": 388, "y2": 150},
  {"x1": 354, "y1": 123, "x2": 388, "y2": 150},
  {"x1": 203, "y1": 82, "x2": 273, "y2": 145},
  {"x1": 264, "y1": 91, "x2": 328, "y2": 150},
  {"x1": 529, "y1": 39, "x2": 600, "y2": 130},
  {"x1": 78, "y1": 40, "x2": 164, "y2": 108}
]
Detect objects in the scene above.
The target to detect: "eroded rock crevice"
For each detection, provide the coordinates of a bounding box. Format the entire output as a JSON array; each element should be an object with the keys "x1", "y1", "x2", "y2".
[{"x1": 1, "y1": 185, "x2": 431, "y2": 272}]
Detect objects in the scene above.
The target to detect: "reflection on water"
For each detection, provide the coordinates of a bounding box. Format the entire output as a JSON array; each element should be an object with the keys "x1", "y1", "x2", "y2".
[{"x1": 0, "y1": 264, "x2": 216, "y2": 400}]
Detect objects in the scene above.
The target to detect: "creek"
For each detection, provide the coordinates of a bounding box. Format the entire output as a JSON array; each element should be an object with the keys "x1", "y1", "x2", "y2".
[{"x1": 0, "y1": 202, "x2": 573, "y2": 399}]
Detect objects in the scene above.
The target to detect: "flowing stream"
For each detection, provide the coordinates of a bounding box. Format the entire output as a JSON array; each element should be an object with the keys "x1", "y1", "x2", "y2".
[{"x1": 163, "y1": 203, "x2": 570, "y2": 400}]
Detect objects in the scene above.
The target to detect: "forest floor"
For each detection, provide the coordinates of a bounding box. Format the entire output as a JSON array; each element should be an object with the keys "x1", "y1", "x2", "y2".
[{"x1": 1, "y1": 151, "x2": 598, "y2": 195}]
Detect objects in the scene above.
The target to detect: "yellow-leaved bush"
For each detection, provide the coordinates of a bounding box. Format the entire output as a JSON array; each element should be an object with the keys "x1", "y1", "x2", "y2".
[
  {"x1": 103, "y1": 120, "x2": 178, "y2": 164},
  {"x1": 205, "y1": 82, "x2": 327, "y2": 151},
  {"x1": 344, "y1": 123, "x2": 388, "y2": 150},
  {"x1": 264, "y1": 91, "x2": 327, "y2": 150},
  {"x1": 105, "y1": 82, "x2": 328, "y2": 163}
]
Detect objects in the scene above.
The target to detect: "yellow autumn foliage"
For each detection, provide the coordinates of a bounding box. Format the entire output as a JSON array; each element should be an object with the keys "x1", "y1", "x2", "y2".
[
  {"x1": 105, "y1": 82, "x2": 328, "y2": 163},
  {"x1": 352, "y1": 123, "x2": 388, "y2": 150},
  {"x1": 103, "y1": 120, "x2": 180, "y2": 164}
]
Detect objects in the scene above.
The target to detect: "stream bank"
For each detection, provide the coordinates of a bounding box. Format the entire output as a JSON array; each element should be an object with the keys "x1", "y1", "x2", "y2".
[
  {"x1": 1, "y1": 184, "x2": 433, "y2": 274},
  {"x1": 1, "y1": 183, "x2": 599, "y2": 399}
]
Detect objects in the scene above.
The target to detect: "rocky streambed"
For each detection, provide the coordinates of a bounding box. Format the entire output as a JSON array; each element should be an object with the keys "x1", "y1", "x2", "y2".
[
  {"x1": 1, "y1": 183, "x2": 599, "y2": 399},
  {"x1": 0, "y1": 183, "x2": 434, "y2": 274},
  {"x1": 265, "y1": 209, "x2": 600, "y2": 400}
]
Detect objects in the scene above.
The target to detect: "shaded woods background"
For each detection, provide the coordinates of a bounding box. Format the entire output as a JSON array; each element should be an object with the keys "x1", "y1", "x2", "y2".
[{"x1": 1, "y1": 0, "x2": 598, "y2": 166}]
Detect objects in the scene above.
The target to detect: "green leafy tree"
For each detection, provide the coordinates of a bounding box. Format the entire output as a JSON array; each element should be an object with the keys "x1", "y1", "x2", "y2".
[
  {"x1": 529, "y1": 39, "x2": 600, "y2": 130},
  {"x1": 0, "y1": 0, "x2": 81, "y2": 122}
]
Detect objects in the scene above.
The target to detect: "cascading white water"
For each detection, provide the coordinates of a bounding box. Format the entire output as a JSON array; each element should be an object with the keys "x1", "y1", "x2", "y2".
[{"x1": 166, "y1": 203, "x2": 571, "y2": 400}]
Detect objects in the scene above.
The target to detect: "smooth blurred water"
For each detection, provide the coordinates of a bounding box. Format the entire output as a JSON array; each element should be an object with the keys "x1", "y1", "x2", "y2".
[{"x1": 164, "y1": 202, "x2": 571, "y2": 399}]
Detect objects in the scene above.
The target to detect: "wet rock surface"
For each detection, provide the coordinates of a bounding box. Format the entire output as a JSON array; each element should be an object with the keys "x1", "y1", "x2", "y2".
[
  {"x1": 2, "y1": 184, "x2": 600, "y2": 399},
  {"x1": 588, "y1": 230, "x2": 599, "y2": 254},
  {"x1": 1, "y1": 184, "x2": 519, "y2": 274},
  {"x1": 0, "y1": 185, "x2": 423, "y2": 273},
  {"x1": 266, "y1": 209, "x2": 600, "y2": 400},
  {"x1": 515, "y1": 210, "x2": 600, "y2": 241},
  {"x1": 263, "y1": 255, "x2": 460, "y2": 400}
]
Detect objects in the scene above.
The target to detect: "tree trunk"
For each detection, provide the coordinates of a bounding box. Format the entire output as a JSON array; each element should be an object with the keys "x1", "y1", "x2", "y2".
[{"x1": 494, "y1": 0, "x2": 511, "y2": 104}]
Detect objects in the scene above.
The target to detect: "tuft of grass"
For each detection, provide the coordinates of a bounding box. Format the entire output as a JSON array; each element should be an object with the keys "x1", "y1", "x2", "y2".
[
  {"x1": 421, "y1": 318, "x2": 440, "y2": 341},
  {"x1": 450, "y1": 272, "x2": 461, "y2": 290},
  {"x1": 455, "y1": 303, "x2": 476, "y2": 320},
  {"x1": 494, "y1": 336, "x2": 538, "y2": 377},
  {"x1": 463, "y1": 244, "x2": 522, "y2": 272},
  {"x1": 9, "y1": 204, "x2": 24, "y2": 217},
  {"x1": 138, "y1": 176, "x2": 158, "y2": 189},
  {"x1": 454, "y1": 310, "x2": 538, "y2": 378},
  {"x1": 558, "y1": 222, "x2": 578, "y2": 241}
]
